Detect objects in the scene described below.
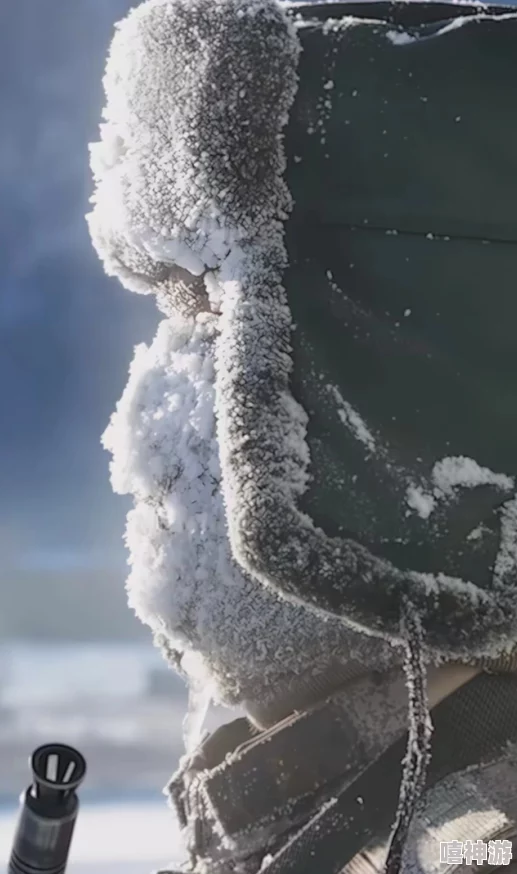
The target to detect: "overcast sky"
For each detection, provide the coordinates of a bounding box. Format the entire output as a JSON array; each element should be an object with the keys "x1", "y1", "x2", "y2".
[{"x1": 0, "y1": 1, "x2": 160, "y2": 574}]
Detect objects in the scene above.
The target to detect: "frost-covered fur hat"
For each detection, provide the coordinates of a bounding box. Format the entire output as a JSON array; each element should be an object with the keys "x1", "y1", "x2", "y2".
[
  {"x1": 88, "y1": 0, "x2": 517, "y2": 711},
  {"x1": 88, "y1": 0, "x2": 401, "y2": 712}
]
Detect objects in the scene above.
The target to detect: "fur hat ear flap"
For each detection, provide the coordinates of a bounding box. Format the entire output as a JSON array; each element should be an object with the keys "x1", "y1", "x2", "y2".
[
  {"x1": 90, "y1": 0, "x2": 517, "y2": 680},
  {"x1": 91, "y1": 0, "x2": 400, "y2": 709},
  {"x1": 216, "y1": 238, "x2": 517, "y2": 662}
]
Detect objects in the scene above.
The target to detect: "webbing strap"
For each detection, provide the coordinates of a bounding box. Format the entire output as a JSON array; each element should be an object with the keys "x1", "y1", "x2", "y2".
[{"x1": 262, "y1": 673, "x2": 517, "y2": 874}]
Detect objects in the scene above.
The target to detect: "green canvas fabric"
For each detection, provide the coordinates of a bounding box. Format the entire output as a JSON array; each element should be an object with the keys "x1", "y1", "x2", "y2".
[
  {"x1": 89, "y1": 0, "x2": 517, "y2": 694},
  {"x1": 284, "y1": 2, "x2": 517, "y2": 585}
]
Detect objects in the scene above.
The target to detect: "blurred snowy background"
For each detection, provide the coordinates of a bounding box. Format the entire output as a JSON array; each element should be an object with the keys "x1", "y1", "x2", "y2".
[
  {"x1": 2, "y1": 0, "x2": 517, "y2": 871},
  {"x1": 0, "y1": 643, "x2": 188, "y2": 872},
  {"x1": 0, "y1": 0, "x2": 187, "y2": 870}
]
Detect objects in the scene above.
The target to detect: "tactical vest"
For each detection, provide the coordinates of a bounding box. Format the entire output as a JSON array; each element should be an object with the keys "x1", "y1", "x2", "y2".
[{"x1": 168, "y1": 672, "x2": 517, "y2": 873}]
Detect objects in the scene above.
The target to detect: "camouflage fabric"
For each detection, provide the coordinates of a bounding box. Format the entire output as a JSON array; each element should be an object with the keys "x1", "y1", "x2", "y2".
[{"x1": 168, "y1": 671, "x2": 517, "y2": 874}]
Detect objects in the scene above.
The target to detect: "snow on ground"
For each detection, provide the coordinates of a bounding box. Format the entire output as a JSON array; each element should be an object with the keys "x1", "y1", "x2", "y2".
[
  {"x1": 0, "y1": 641, "x2": 172, "y2": 707},
  {"x1": 0, "y1": 798, "x2": 185, "y2": 874},
  {"x1": 0, "y1": 640, "x2": 235, "y2": 874}
]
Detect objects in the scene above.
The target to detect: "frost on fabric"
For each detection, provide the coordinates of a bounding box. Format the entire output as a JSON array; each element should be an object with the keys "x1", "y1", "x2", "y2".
[
  {"x1": 494, "y1": 497, "x2": 517, "y2": 587},
  {"x1": 328, "y1": 385, "x2": 377, "y2": 455},
  {"x1": 215, "y1": 236, "x2": 517, "y2": 660},
  {"x1": 406, "y1": 487, "x2": 435, "y2": 521},
  {"x1": 385, "y1": 30, "x2": 420, "y2": 46},
  {"x1": 212, "y1": 11, "x2": 517, "y2": 661},
  {"x1": 90, "y1": 0, "x2": 398, "y2": 707},
  {"x1": 432, "y1": 456, "x2": 514, "y2": 496},
  {"x1": 405, "y1": 456, "x2": 514, "y2": 521},
  {"x1": 103, "y1": 315, "x2": 388, "y2": 705},
  {"x1": 87, "y1": 0, "x2": 301, "y2": 314},
  {"x1": 90, "y1": 0, "x2": 517, "y2": 711}
]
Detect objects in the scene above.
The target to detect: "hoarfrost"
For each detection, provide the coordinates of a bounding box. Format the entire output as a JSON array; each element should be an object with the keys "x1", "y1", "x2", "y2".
[
  {"x1": 494, "y1": 498, "x2": 517, "y2": 586},
  {"x1": 432, "y1": 456, "x2": 514, "y2": 496},
  {"x1": 467, "y1": 525, "x2": 485, "y2": 542},
  {"x1": 103, "y1": 313, "x2": 388, "y2": 705},
  {"x1": 386, "y1": 30, "x2": 419, "y2": 46},
  {"x1": 405, "y1": 456, "x2": 513, "y2": 522},
  {"x1": 89, "y1": 0, "x2": 517, "y2": 709},
  {"x1": 406, "y1": 487, "x2": 435, "y2": 521},
  {"x1": 89, "y1": 0, "x2": 397, "y2": 704},
  {"x1": 328, "y1": 385, "x2": 377, "y2": 454}
]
